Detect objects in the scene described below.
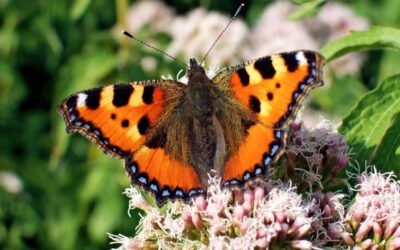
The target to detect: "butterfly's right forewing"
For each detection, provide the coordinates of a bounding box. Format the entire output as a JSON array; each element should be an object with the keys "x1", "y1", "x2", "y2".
[{"x1": 213, "y1": 51, "x2": 324, "y2": 187}]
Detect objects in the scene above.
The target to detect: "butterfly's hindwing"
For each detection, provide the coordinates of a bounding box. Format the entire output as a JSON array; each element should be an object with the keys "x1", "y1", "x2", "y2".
[
  {"x1": 125, "y1": 145, "x2": 203, "y2": 205},
  {"x1": 222, "y1": 123, "x2": 285, "y2": 187}
]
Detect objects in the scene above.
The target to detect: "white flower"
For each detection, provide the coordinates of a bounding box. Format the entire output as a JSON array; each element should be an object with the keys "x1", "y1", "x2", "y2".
[
  {"x1": 246, "y1": 1, "x2": 369, "y2": 75},
  {"x1": 244, "y1": 1, "x2": 318, "y2": 59},
  {"x1": 0, "y1": 171, "x2": 23, "y2": 193},
  {"x1": 308, "y1": 2, "x2": 369, "y2": 75},
  {"x1": 125, "y1": 0, "x2": 174, "y2": 34},
  {"x1": 167, "y1": 8, "x2": 249, "y2": 67}
]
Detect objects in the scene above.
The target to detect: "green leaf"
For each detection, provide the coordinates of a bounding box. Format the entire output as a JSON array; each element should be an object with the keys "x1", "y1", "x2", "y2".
[
  {"x1": 34, "y1": 17, "x2": 62, "y2": 57},
  {"x1": 372, "y1": 113, "x2": 400, "y2": 173},
  {"x1": 378, "y1": 51, "x2": 400, "y2": 83},
  {"x1": 320, "y1": 26, "x2": 400, "y2": 62},
  {"x1": 81, "y1": 156, "x2": 128, "y2": 242},
  {"x1": 339, "y1": 74, "x2": 400, "y2": 168},
  {"x1": 289, "y1": 0, "x2": 326, "y2": 20},
  {"x1": 312, "y1": 75, "x2": 367, "y2": 117},
  {"x1": 70, "y1": 0, "x2": 92, "y2": 20}
]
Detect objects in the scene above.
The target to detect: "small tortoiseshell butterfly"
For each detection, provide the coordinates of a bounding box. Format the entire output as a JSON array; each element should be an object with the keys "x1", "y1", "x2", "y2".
[{"x1": 58, "y1": 47, "x2": 324, "y2": 205}]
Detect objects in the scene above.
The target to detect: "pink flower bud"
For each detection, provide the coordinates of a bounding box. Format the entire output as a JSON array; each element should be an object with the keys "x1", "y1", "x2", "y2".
[
  {"x1": 341, "y1": 232, "x2": 355, "y2": 246},
  {"x1": 256, "y1": 237, "x2": 269, "y2": 248},
  {"x1": 244, "y1": 188, "x2": 254, "y2": 204},
  {"x1": 326, "y1": 224, "x2": 341, "y2": 240},
  {"x1": 256, "y1": 227, "x2": 267, "y2": 239},
  {"x1": 233, "y1": 205, "x2": 245, "y2": 222},
  {"x1": 359, "y1": 238, "x2": 373, "y2": 249},
  {"x1": 290, "y1": 122, "x2": 302, "y2": 133},
  {"x1": 192, "y1": 213, "x2": 203, "y2": 229},
  {"x1": 254, "y1": 186, "x2": 265, "y2": 203},
  {"x1": 195, "y1": 196, "x2": 207, "y2": 211},
  {"x1": 384, "y1": 220, "x2": 398, "y2": 239},
  {"x1": 331, "y1": 155, "x2": 348, "y2": 176},
  {"x1": 352, "y1": 209, "x2": 364, "y2": 227},
  {"x1": 239, "y1": 222, "x2": 249, "y2": 235},
  {"x1": 274, "y1": 222, "x2": 283, "y2": 234},
  {"x1": 243, "y1": 200, "x2": 253, "y2": 215},
  {"x1": 126, "y1": 239, "x2": 141, "y2": 250},
  {"x1": 280, "y1": 223, "x2": 289, "y2": 238},
  {"x1": 388, "y1": 237, "x2": 400, "y2": 249},
  {"x1": 355, "y1": 222, "x2": 372, "y2": 243},
  {"x1": 289, "y1": 240, "x2": 313, "y2": 250},
  {"x1": 393, "y1": 226, "x2": 400, "y2": 237},
  {"x1": 325, "y1": 192, "x2": 335, "y2": 201},
  {"x1": 323, "y1": 204, "x2": 332, "y2": 218},
  {"x1": 264, "y1": 212, "x2": 274, "y2": 224},
  {"x1": 292, "y1": 217, "x2": 307, "y2": 229},
  {"x1": 294, "y1": 135, "x2": 303, "y2": 145},
  {"x1": 182, "y1": 211, "x2": 192, "y2": 223},
  {"x1": 274, "y1": 212, "x2": 286, "y2": 223},
  {"x1": 373, "y1": 222, "x2": 382, "y2": 243},
  {"x1": 233, "y1": 189, "x2": 244, "y2": 204},
  {"x1": 296, "y1": 224, "x2": 311, "y2": 238}
]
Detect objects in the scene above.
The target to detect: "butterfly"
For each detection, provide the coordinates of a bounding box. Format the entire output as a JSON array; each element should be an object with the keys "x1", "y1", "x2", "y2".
[{"x1": 58, "y1": 50, "x2": 324, "y2": 206}]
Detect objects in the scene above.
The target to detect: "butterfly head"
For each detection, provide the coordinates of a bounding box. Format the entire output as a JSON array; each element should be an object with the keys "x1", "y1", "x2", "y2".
[{"x1": 188, "y1": 58, "x2": 208, "y2": 85}]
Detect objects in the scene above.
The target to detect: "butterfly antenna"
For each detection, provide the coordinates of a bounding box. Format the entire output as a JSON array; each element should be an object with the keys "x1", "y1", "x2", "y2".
[
  {"x1": 200, "y1": 3, "x2": 245, "y2": 66},
  {"x1": 122, "y1": 31, "x2": 189, "y2": 68}
]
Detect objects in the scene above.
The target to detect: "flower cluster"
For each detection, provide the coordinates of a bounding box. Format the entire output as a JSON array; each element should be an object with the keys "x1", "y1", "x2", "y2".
[
  {"x1": 109, "y1": 122, "x2": 353, "y2": 250},
  {"x1": 110, "y1": 178, "x2": 337, "y2": 249},
  {"x1": 245, "y1": 1, "x2": 368, "y2": 75},
  {"x1": 125, "y1": 0, "x2": 174, "y2": 34},
  {"x1": 282, "y1": 122, "x2": 350, "y2": 193},
  {"x1": 342, "y1": 169, "x2": 400, "y2": 249},
  {"x1": 108, "y1": 120, "x2": 400, "y2": 249},
  {"x1": 166, "y1": 8, "x2": 249, "y2": 67},
  {"x1": 307, "y1": 2, "x2": 369, "y2": 76},
  {"x1": 243, "y1": 1, "x2": 319, "y2": 59}
]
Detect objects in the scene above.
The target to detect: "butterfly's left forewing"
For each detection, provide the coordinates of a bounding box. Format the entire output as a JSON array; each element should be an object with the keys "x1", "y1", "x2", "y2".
[
  {"x1": 58, "y1": 81, "x2": 179, "y2": 158},
  {"x1": 58, "y1": 80, "x2": 203, "y2": 205},
  {"x1": 214, "y1": 51, "x2": 325, "y2": 186}
]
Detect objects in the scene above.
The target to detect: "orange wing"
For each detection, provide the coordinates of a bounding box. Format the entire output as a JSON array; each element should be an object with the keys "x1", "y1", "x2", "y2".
[
  {"x1": 58, "y1": 80, "x2": 204, "y2": 205},
  {"x1": 229, "y1": 51, "x2": 324, "y2": 128},
  {"x1": 222, "y1": 123, "x2": 284, "y2": 186},
  {"x1": 216, "y1": 51, "x2": 325, "y2": 186},
  {"x1": 58, "y1": 81, "x2": 179, "y2": 158},
  {"x1": 125, "y1": 146, "x2": 203, "y2": 205}
]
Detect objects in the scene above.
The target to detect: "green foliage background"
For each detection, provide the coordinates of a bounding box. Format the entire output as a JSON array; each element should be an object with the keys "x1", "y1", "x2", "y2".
[{"x1": 0, "y1": 0, "x2": 399, "y2": 249}]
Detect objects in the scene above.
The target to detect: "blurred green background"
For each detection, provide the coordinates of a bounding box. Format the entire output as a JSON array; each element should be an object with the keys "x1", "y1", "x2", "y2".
[{"x1": 1, "y1": 0, "x2": 400, "y2": 249}]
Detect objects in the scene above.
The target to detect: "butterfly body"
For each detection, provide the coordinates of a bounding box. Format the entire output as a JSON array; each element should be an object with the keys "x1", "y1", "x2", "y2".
[{"x1": 58, "y1": 51, "x2": 325, "y2": 205}]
